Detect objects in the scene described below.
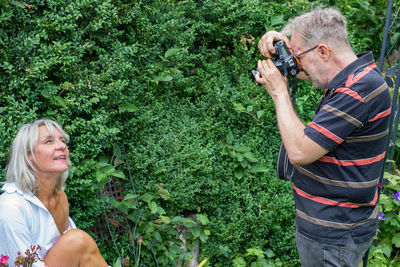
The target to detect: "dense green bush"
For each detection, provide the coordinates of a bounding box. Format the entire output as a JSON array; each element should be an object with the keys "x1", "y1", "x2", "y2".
[{"x1": 0, "y1": 0, "x2": 388, "y2": 266}]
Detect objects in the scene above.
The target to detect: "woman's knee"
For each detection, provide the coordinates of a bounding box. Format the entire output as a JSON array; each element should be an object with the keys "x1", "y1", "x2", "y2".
[
  {"x1": 46, "y1": 229, "x2": 103, "y2": 266},
  {"x1": 59, "y1": 229, "x2": 98, "y2": 252}
]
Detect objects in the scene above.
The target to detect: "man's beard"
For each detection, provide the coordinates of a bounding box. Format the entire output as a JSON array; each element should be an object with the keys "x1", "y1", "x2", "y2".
[{"x1": 305, "y1": 70, "x2": 325, "y2": 89}]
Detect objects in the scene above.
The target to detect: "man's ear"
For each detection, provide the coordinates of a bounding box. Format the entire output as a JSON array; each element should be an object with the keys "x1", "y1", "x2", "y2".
[{"x1": 317, "y1": 44, "x2": 331, "y2": 61}]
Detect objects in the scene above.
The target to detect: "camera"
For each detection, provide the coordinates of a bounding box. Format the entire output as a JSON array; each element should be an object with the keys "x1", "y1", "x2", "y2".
[{"x1": 252, "y1": 40, "x2": 300, "y2": 79}]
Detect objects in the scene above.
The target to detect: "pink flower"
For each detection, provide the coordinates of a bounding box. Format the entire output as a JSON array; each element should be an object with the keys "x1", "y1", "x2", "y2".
[{"x1": 0, "y1": 255, "x2": 9, "y2": 264}]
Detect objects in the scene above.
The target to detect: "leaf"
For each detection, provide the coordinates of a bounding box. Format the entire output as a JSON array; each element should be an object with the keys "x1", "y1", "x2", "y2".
[
  {"x1": 10, "y1": 1, "x2": 26, "y2": 8},
  {"x1": 96, "y1": 172, "x2": 109, "y2": 185},
  {"x1": 257, "y1": 110, "x2": 265, "y2": 119},
  {"x1": 380, "y1": 244, "x2": 392, "y2": 257},
  {"x1": 41, "y1": 88, "x2": 52, "y2": 99},
  {"x1": 118, "y1": 103, "x2": 138, "y2": 113},
  {"x1": 153, "y1": 231, "x2": 162, "y2": 242},
  {"x1": 390, "y1": 32, "x2": 400, "y2": 46},
  {"x1": 191, "y1": 227, "x2": 201, "y2": 238},
  {"x1": 165, "y1": 47, "x2": 182, "y2": 58},
  {"x1": 127, "y1": 213, "x2": 139, "y2": 222},
  {"x1": 234, "y1": 168, "x2": 244, "y2": 179},
  {"x1": 183, "y1": 218, "x2": 197, "y2": 228},
  {"x1": 196, "y1": 214, "x2": 209, "y2": 225},
  {"x1": 157, "y1": 206, "x2": 166, "y2": 215},
  {"x1": 53, "y1": 96, "x2": 67, "y2": 108},
  {"x1": 141, "y1": 193, "x2": 154, "y2": 202},
  {"x1": 156, "y1": 183, "x2": 171, "y2": 200},
  {"x1": 95, "y1": 163, "x2": 114, "y2": 184},
  {"x1": 0, "y1": 107, "x2": 6, "y2": 114},
  {"x1": 204, "y1": 229, "x2": 210, "y2": 235},
  {"x1": 113, "y1": 258, "x2": 122, "y2": 267},
  {"x1": 199, "y1": 232, "x2": 209, "y2": 242},
  {"x1": 233, "y1": 145, "x2": 251, "y2": 152},
  {"x1": 109, "y1": 218, "x2": 120, "y2": 226},
  {"x1": 392, "y1": 233, "x2": 400, "y2": 248},
  {"x1": 240, "y1": 159, "x2": 249, "y2": 169},
  {"x1": 111, "y1": 169, "x2": 125, "y2": 179},
  {"x1": 271, "y1": 15, "x2": 284, "y2": 27},
  {"x1": 265, "y1": 248, "x2": 275, "y2": 258},
  {"x1": 233, "y1": 102, "x2": 245, "y2": 112},
  {"x1": 249, "y1": 165, "x2": 268, "y2": 173},
  {"x1": 95, "y1": 162, "x2": 125, "y2": 182},
  {"x1": 197, "y1": 258, "x2": 209, "y2": 267},
  {"x1": 153, "y1": 73, "x2": 173, "y2": 82},
  {"x1": 232, "y1": 257, "x2": 246, "y2": 267},
  {"x1": 246, "y1": 248, "x2": 265, "y2": 259},
  {"x1": 160, "y1": 215, "x2": 170, "y2": 224},
  {"x1": 243, "y1": 151, "x2": 258, "y2": 163},
  {"x1": 226, "y1": 132, "x2": 234, "y2": 144},
  {"x1": 123, "y1": 193, "x2": 137, "y2": 201},
  {"x1": 149, "y1": 201, "x2": 158, "y2": 214}
]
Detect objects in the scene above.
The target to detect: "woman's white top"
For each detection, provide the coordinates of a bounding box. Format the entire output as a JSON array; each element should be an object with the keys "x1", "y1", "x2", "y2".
[{"x1": 0, "y1": 182, "x2": 77, "y2": 267}]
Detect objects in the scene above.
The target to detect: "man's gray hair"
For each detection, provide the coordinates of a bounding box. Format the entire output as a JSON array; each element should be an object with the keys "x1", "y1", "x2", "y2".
[
  {"x1": 282, "y1": 6, "x2": 349, "y2": 47},
  {"x1": 6, "y1": 119, "x2": 70, "y2": 194}
]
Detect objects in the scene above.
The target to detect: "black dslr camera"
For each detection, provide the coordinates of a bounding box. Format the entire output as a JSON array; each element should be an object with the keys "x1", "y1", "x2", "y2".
[{"x1": 252, "y1": 40, "x2": 300, "y2": 79}]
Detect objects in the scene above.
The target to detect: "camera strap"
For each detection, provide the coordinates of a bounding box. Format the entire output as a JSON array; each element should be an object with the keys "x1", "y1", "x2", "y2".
[
  {"x1": 276, "y1": 65, "x2": 297, "y2": 181},
  {"x1": 282, "y1": 60, "x2": 297, "y2": 105},
  {"x1": 291, "y1": 76, "x2": 297, "y2": 105}
]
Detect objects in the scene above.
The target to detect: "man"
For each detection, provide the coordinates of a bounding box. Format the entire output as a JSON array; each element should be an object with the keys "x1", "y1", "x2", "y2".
[{"x1": 256, "y1": 7, "x2": 391, "y2": 267}]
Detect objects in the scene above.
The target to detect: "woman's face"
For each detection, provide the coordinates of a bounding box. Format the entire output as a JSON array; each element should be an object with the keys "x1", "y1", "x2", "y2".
[{"x1": 31, "y1": 125, "x2": 69, "y2": 179}]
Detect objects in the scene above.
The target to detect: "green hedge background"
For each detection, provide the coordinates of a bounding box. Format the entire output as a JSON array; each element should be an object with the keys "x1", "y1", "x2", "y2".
[{"x1": 0, "y1": 0, "x2": 388, "y2": 266}]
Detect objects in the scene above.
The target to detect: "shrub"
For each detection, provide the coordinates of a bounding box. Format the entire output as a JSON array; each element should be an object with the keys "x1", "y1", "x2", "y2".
[{"x1": 0, "y1": 0, "x2": 388, "y2": 265}]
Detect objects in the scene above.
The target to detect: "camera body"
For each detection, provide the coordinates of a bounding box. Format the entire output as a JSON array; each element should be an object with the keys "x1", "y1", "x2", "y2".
[
  {"x1": 272, "y1": 40, "x2": 299, "y2": 77},
  {"x1": 252, "y1": 40, "x2": 299, "y2": 79}
]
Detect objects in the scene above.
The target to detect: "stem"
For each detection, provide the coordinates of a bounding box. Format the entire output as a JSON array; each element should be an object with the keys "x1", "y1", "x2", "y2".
[
  {"x1": 241, "y1": 111, "x2": 262, "y2": 123},
  {"x1": 135, "y1": 244, "x2": 141, "y2": 267}
]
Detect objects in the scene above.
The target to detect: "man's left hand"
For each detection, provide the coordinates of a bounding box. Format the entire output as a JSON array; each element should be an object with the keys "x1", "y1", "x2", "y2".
[{"x1": 255, "y1": 59, "x2": 288, "y2": 100}]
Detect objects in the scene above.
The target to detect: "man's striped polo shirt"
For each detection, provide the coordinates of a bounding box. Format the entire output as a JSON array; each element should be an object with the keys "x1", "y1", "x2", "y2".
[{"x1": 294, "y1": 51, "x2": 391, "y2": 245}]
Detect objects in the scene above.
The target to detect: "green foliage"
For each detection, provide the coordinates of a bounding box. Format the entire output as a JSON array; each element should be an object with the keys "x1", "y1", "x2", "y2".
[
  {"x1": 106, "y1": 183, "x2": 210, "y2": 266},
  {"x1": 368, "y1": 171, "x2": 400, "y2": 267},
  {"x1": 222, "y1": 131, "x2": 268, "y2": 179},
  {"x1": 0, "y1": 0, "x2": 391, "y2": 266}
]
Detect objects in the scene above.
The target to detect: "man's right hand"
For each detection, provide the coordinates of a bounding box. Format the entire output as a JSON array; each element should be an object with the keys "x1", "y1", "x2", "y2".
[{"x1": 258, "y1": 31, "x2": 291, "y2": 58}]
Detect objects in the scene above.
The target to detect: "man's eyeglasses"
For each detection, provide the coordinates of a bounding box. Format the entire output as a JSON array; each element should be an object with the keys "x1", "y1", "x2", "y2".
[{"x1": 294, "y1": 45, "x2": 319, "y2": 66}]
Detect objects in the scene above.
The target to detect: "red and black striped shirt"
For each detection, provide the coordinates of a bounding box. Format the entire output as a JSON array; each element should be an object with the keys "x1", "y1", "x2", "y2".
[{"x1": 294, "y1": 51, "x2": 391, "y2": 245}]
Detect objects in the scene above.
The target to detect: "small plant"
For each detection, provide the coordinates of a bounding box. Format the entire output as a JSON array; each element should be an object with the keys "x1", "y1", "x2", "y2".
[
  {"x1": 0, "y1": 254, "x2": 9, "y2": 267},
  {"x1": 1, "y1": 245, "x2": 42, "y2": 267},
  {"x1": 108, "y1": 183, "x2": 210, "y2": 266},
  {"x1": 14, "y1": 245, "x2": 42, "y2": 267},
  {"x1": 233, "y1": 103, "x2": 263, "y2": 123},
  {"x1": 222, "y1": 132, "x2": 268, "y2": 179},
  {"x1": 232, "y1": 247, "x2": 285, "y2": 267},
  {"x1": 368, "y1": 171, "x2": 400, "y2": 266}
]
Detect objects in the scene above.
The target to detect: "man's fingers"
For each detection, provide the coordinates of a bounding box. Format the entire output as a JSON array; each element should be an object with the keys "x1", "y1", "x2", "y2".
[
  {"x1": 266, "y1": 35, "x2": 276, "y2": 57},
  {"x1": 259, "y1": 31, "x2": 291, "y2": 59}
]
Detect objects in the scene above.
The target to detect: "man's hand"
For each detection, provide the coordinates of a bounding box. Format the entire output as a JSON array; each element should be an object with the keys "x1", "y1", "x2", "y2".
[
  {"x1": 258, "y1": 31, "x2": 291, "y2": 58},
  {"x1": 255, "y1": 59, "x2": 288, "y2": 100}
]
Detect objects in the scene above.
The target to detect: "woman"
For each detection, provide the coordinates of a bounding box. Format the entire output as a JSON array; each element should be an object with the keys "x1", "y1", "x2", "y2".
[{"x1": 0, "y1": 119, "x2": 109, "y2": 267}]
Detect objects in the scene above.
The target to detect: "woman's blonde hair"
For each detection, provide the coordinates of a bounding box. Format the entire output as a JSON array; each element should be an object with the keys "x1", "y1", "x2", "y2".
[{"x1": 6, "y1": 119, "x2": 70, "y2": 194}]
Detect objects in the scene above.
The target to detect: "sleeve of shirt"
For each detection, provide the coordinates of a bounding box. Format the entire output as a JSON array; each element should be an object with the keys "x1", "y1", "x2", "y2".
[
  {"x1": 64, "y1": 217, "x2": 77, "y2": 233},
  {"x1": 0, "y1": 195, "x2": 47, "y2": 267},
  {"x1": 305, "y1": 87, "x2": 368, "y2": 151}
]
